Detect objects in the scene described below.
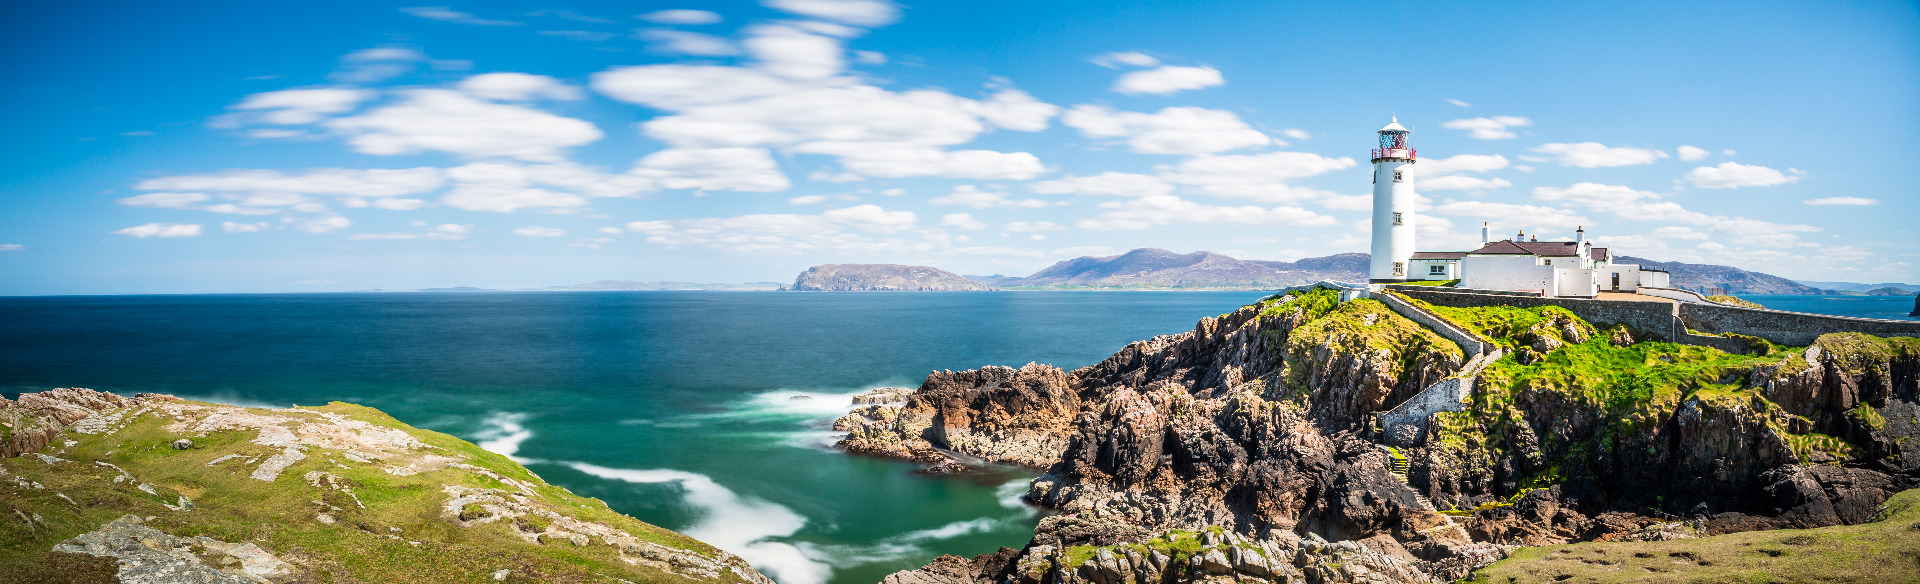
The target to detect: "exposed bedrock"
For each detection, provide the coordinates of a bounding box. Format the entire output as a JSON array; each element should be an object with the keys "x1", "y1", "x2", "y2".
[{"x1": 862, "y1": 290, "x2": 1920, "y2": 583}]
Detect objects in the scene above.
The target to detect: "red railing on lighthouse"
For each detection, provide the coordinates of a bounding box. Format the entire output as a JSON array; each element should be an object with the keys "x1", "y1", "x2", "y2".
[{"x1": 1371, "y1": 148, "x2": 1416, "y2": 161}]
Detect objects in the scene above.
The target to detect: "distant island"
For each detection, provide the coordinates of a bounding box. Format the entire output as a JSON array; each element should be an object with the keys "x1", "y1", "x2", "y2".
[
  {"x1": 787, "y1": 264, "x2": 992, "y2": 291},
  {"x1": 986, "y1": 248, "x2": 1368, "y2": 289}
]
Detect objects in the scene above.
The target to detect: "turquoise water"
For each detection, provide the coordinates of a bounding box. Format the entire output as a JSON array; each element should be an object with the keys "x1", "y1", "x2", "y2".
[
  {"x1": 0, "y1": 291, "x2": 1270, "y2": 584},
  {"x1": 1739, "y1": 294, "x2": 1917, "y2": 322}
]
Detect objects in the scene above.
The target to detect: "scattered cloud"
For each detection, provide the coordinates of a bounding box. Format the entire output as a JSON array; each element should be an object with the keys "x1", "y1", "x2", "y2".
[
  {"x1": 1030, "y1": 172, "x2": 1173, "y2": 198},
  {"x1": 626, "y1": 204, "x2": 923, "y2": 254},
  {"x1": 1062, "y1": 105, "x2": 1269, "y2": 154},
  {"x1": 788, "y1": 195, "x2": 830, "y2": 205},
  {"x1": 929, "y1": 185, "x2": 1052, "y2": 208},
  {"x1": 1681, "y1": 162, "x2": 1802, "y2": 189},
  {"x1": 1428, "y1": 200, "x2": 1591, "y2": 231},
  {"x1": 1418, "y1": 154, "x2": 1509, "y2": 175},
  {"x1": 1677, "y1": 145, "x2": 1709, "y2": 161},
  {"x1": 400, "y1": 6, "x2": 521, "y2": 26},
  {"x1": 1804, "y1": 196, "x2": 1878, "y2": 206},
  {"x1": 1447, "y1": 99, "x2": 1471, "y2": 107},
  {"x1": 763, "y1": 0, "x2": 900, "y2": 27},
  {"x1": 640, "y1": 9, "x2": 722, "y2": 25},
  {"x1": 227, "y1": 88, "x2": 376, "y2": 125},
  {"x1": 1158, "y1": 151, "x2": 1355, "y2": 201},
  {"x1": 1091, "y1": 51, "x2": 1159, "y2": 68},
  {"x1": 1281, "y1": 129, "x2": 1311, "y2": 141},
  {"x1": 1112, "y1": 66, "x2": 1224, "y2": 95},
  {"x1": 221, "y1": 221, "x2": 269, "y2": 233},
  {"x1": 1530, "y1": 142, "x2": 1667, "y2": 168},
  {"x1": 114, "y1": 223, "x2": 203, "y2": 238},
  {"x1": 1440, "y1": 116, "x2": 1531, "y2": 139},
  {"x1": 638, "y1": 30, "x2": 738, "y2": 56},
  {"x1": 0, "y1": 244, "x2": 27, "y2": 251},
  {"x1": 538, "y1": 30, "x2": 616, "y2": 42},
  {"x1": 512, "y1": 226, "x2": 568, "y2": 237},
  {"x1": 1005, "y1": 221, "x2": 1065, "y2": 232},
  {"x1": 331, "y1": 47, "x2": 424, "y2": 83},
  {"x1": 1076, "y1": 196, "x2": 1335, "y2": 230},
  {"x1": 940, "y1": 213, "x2": 988, "y2": 230},
  {"x1": 326, "y1": 89, "x2": 604, "y2": 161},
  {"x1": 295, "y1": 216, "x2": 352, "y2": 234},
  {"x1": 457, "y1": 73, "x2": 585, "y2": 101},
  {"x1": 1421, "y1": 176, "x2": 1513, "y2": 191}
]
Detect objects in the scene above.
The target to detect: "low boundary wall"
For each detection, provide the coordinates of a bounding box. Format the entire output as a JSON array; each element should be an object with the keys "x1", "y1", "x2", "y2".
[
  {"x1": 1388, "y1": 287, "x2": 1684, "y2": 341},
  {"x1": 1680, "y1": 302, "x2": 1920, "y2": 345},
  {"x1": 1376, "y1": 291, "x2": 1490, "y2": 356}
]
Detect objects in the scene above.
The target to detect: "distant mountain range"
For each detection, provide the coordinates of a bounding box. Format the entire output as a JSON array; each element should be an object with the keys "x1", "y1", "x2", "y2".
[
  {"x1": 972, "y1": 248, "x2": 1369, "y2": 289},
  {"x1": 788, "y1": 264, "x2": 991, "y2": 291},
  {"x1": 1792, "y1": 280, "x2": 1919, "y2": 295},
  {"x1": 532, "y1": 280, "x2": 783, "y2": 291},
  {"x1": 1616, "y1": 256, "x2": 1833, "y2": 296}
]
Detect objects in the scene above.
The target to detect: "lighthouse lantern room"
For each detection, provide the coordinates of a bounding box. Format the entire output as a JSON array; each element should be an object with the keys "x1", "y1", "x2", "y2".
[{"x1": 1369, "y1": 117, "x2": 1418, "y2": 282}]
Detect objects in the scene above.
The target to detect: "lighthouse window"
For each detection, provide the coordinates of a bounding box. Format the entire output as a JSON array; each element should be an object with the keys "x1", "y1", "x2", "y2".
[
  {"x1": 1392, "y1": 170, "x2": 1404, "y2": 182},
  {"x1": 1392, "y1": 262, "x2": 1404, "y2": 276},
  {"x1": 1392, "y1": 212, "x2": 1403, "y2": 225}
]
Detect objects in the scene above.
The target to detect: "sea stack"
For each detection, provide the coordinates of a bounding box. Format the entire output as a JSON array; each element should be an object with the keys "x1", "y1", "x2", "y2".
[{"x1": 1910, "y1": 291, "x2": 1919, "y2": 317}]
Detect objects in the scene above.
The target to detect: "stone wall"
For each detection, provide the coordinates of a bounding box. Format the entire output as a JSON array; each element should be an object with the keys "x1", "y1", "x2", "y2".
[
  {"x1": 1679, "y1": 302, "x2": 1920, "y2": 345},
  {"x1": 1376, "y1": 291, "x2": 1490, "y2": 356},
  {"x1": 1389, "y1": 287, "x2": 1683, "y2": 341}
]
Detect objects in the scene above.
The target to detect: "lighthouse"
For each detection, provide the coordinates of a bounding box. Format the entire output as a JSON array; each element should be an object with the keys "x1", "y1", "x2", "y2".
[{"x1": 1369, "y1": 117, "x2": 1417, "y2": 282}]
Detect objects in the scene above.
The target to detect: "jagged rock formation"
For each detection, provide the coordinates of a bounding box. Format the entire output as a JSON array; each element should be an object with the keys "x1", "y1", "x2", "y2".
[
  {"x1": 790, "y1": 264, "x2": 994, "y2": 291},
  {"x1": 1618, "y1": 255, "x2": 1824, "y2": 295},
  {"x1": 858, "y1": 288, "x2": 1920, "y2": 583},
  {"x1": 0, "y1": 389, "x2": 771, "y2": 584},
  {"x1": 979, "y1": 249, "x2": 1369, "y2": 290}
]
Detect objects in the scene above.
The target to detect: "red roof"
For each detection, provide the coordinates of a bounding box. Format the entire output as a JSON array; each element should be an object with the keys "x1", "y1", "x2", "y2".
[
  {"x1": 1469, "y1": 240, "x2": 1584, "y2": 257},
  {"x1": 1411, "y1": 251, "x2": 1468, "y2": 260},
  {"x1": 1590, "y1": 247, "x2": 1609, "y2": 261}
]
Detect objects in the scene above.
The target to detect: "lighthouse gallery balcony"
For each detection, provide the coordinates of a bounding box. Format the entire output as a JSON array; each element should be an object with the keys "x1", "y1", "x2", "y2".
[{"x1": 1371, "y1": 147, "x2": 1416, "y2": 162}]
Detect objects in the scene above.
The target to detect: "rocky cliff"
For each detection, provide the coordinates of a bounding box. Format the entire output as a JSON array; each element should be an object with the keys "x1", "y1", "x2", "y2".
[
  {"x1": 0, "y1": 389, "x2": 771, "y2": 584},
  {"x1": 846, "y1": 288, "x2": 1920, "y2": 584},
  {"x1": 790, "y1": 264, "x2": 994, "y2": 291}
]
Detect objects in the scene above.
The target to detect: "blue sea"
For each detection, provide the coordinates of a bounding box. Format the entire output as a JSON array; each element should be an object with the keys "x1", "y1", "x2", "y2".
[{"x1": 0, "y1": 291, "x2": 1275, "y2": 584}]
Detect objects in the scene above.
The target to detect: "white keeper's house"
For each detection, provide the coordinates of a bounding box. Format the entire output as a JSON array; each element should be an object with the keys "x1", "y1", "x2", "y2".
[{"x1": 1365, "y1": 118, "x2": 1668, "y2": 297}]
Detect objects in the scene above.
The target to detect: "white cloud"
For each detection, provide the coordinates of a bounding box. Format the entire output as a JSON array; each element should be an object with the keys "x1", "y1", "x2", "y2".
[
  {"x1": 852, "y1": 50, "x2": 886, "y2": 64},
  {"x1": 348, "y1": 232, "x2": 419, "y2": 241},
  {"x1": 591, "y1": 27, "x2": 1056, "y2": 181},
  {"x1": 630, "y1": 147, "x2": 792, "y2": 191},
  {"x1": 941, "y1": 213, "x2": 988, "y2": 230},
  {"x1": 929, "y1": 185, "x2": 1051, "y2": 209},
  {"x1": 230, "y1": 88, "x2": 376, "y2": 125},
  {"x1": 788, "y1": 195, "x2": 829, "y2": 205},
  {"x1": 639, "y1": 30, "x2": 739, "y2": 56},
  {"x1": 136, "y1": 168, "x2": 445, "y2": 198},
  {"x1": 1447, "y1": 99, "x2": 1471, "y2": 107},
  {"x1": 1531, "y1": 182, "x2": 1661, "y2": 207},
  {"x1": 441, "y1": 163, "x2": 599, "y2": 213},
  {"x1": 221, "y1": 221, "x2": 269, "y2": 233},
  {"x1": 331, "y1": 47, "x2": 424, "y2": 83},
  {"x1": 370, "y1": 198, "x2": 428, "y2": 210},
  {"x1": 640, "y1": 9, "x2": 722, "y2": 24},
  {"x1": 113, "y1": 223, "x2": 203, "y2": 238},
  {"x1": 118, "y1": 192, "x2": 211, "y2": 209},
  {"x1": 1530, "y1": 142, "x2": 1668, "y2": 168},
  {"x1": 1158, "y1": 151, "x2": 1355, "y2": 201},
  {"x1": 1804, "y1": 196, "x2": 1878, "y2": 206},
  {"x1": 1418, "y1": 154, "x2": 1509, "y2": 175},
  {"x1": 539, "y1": 30, "x2": 617, "y2": 42},
  {"x1": 1062, "y1": 105, "x2": 1269, "y2": 154},
  {"x1": 1029, "y1": 172, "x2": 1172, "y2": 198},
  {"x1": 1075, "y1": 196, "x2": 1335, "y2": 230},
  {"x1": 626, "y1": 204, "x2": 922, "y2": 254},
  {"x1": 1005, "y1": 221, "x2": 1064, "y2": 232},
  {"x1": 295, "y1": 216, "x2": 352, "y2": 233},
  {"x1": 1282, "y1": 129, "x2": 1311, "y2": 141},
  {"x1": 1421, "y1": 176, "x2": 1513, "y2": 191},
  {"x1": 1428, "y1": 201, "x2": 1591, "y2": 231},
  {"x1": 1440, "y1": 116, "x2": 1531, "y2": 140},
  {"x1": 400, "y1": 6, "x2": 521, "y2": 26},
  {"x1": 326, "y1": 90, "x2": 604, "y2": 161},
  {"x1": 1677, "y1": 145, "x2": 1710, "y2": 161},
  {"x1": 763, "y1": 0, "x2": 900, "y2": 26},
  {"x1": 512, "y1": 226, "x2": 568, "y2": 237},
  {"x1": 1112, "y1": 66, "x2": 1224, "y2": 95},
  {"x1": 0, "y1": 244, "x2": 25, "y2": 251},
  {"x1": 1091, "y1": 51, "x2": 1159, "y2": 68},
  {"x1": 458, "y1": 73, "x2": 584, "y2": 101},
  {"x1": 1681, "y1": 162, "x2": 1802, "y2": 189}
]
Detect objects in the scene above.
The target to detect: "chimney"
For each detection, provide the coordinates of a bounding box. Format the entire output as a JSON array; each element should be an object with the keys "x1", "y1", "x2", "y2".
[
  {"x1": 1575, "y1": 226, "x2": 1587, "y2": 250},
  {"x1": 1481, "y1": 222, "x2": 1490, "y2": 246},
  {"x1": 1530, "y1": 234, "x2": 1537, "y2": 242},
  {"x1": 1517, "y1": 229, "x2": 1524, "y2": 241}
]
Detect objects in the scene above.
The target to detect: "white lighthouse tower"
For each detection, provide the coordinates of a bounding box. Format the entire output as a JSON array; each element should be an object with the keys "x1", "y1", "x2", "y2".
[{"x1": 1369, "y1": 117, "x2": 1417, "y2": 282}]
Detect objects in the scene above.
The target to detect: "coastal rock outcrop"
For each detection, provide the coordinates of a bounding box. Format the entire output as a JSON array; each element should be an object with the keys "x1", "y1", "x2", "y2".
[
  {"x1": 789, "y1": 264, "x2": 993, "y2": 291},
  {"x1": 864, "y1": 288, "x2": 1920, "y2": 583},
  {"x1": 0, "y1": 388, "x2": 772, "y2": 584}
]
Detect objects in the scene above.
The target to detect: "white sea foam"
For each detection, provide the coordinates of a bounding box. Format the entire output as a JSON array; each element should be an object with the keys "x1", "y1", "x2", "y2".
[
  {"x1": 800, "y1": 517, "x2": 1011, "y2": 568},
  {"x1": 475, "y1": 412, "x2": 533, "y2": 461},
  {"x1": 176, "y1": 392, "x2": 288, "y2": 409},
  {"x1": 996, "y1": 477, "x2": 1037, "y2": 514},
  {"x1": 565, "y1": 462, "x2": 830, "y2": 584}
]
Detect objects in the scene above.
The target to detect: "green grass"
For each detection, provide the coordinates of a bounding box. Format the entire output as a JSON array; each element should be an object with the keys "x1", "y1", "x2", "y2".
[
  {"x1": 1468, "y1": 488, "x2": 1920, "y2": 583},
  {"x1": 0, "y1": 400, "x2": 743, "y2": 584},
  {"x1": 1706, "y1": 295, "x2": 1764, "y2": 309},
  {"x1": 1397, "y1": 279, "x2": 1462, "y2": 287}
]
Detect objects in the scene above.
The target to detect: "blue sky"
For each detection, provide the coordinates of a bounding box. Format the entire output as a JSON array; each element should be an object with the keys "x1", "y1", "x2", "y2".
[{"x1": 1, "y1": 0, "x2": 1915, "y2": 294}]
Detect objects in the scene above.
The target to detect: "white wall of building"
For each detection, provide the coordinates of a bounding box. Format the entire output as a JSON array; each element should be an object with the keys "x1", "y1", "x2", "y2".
[
  {"x1": 1460, "y1": 255, "x2": 1554, "y2": 295},
  {"x1": 1370, "y1": 158, "x2": 1417, "y2": 281},
  {"x1": 1640, "y1": 270, "x2": 1670, "y2": 288},
  {"x1": 1600, "y1": 264, "x2": 1642, "y2": 292},
  {"x1": 1555, "y1": 267, "x2": 1598, "y2": 298}
]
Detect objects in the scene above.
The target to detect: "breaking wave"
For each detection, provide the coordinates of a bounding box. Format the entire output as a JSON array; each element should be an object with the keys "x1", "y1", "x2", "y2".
[
  {"x1": 474, "y1": 412, "x2": 533, "y2": 461},
  {"x1": 566, "y1": 463, "x2": 830, "y2": 584}
]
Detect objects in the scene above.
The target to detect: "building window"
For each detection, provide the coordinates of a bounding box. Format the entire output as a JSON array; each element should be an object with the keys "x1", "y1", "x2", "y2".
[
  {"x1": 1392, "y1": 262, "x2": 1404, "y2": 276},
  {"x1": 1429, "y1": 264, "x2": 1447, "y2": 275},
  {"x1": 1392, "y1": 212, "x2": 1403, "y2": 226},
  {"x1": 1392, "y1": 170, "x2": 1404, "y2": 182}
]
